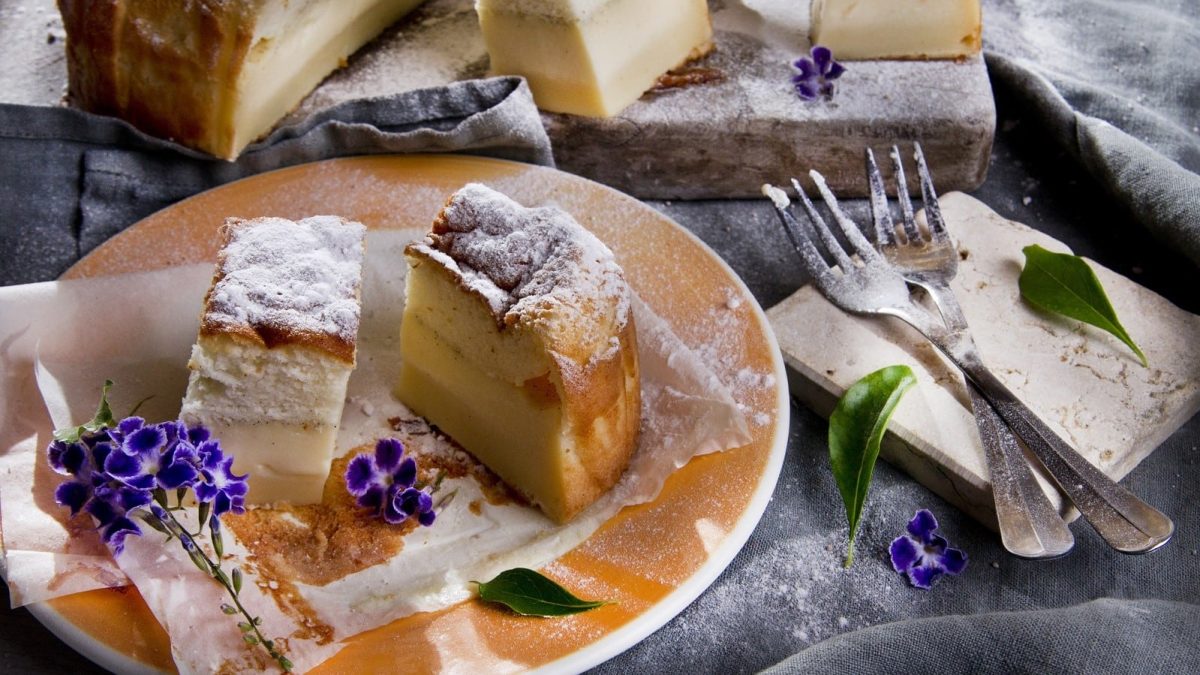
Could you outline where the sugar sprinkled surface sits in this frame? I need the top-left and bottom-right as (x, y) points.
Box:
(205, 216), (366, 344)
(414, 183), (630, 338)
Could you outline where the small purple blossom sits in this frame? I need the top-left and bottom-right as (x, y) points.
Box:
(48, 414), (248, 554)
(193, 440), (248, 516)
(792, 45), (846, 100)
(345, 438), (436, 527)
(890, 509), (967, 589)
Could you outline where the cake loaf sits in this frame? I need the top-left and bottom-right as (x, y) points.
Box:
(57, 0), (426, 159)
(810, 0), (982, 60)
(397, 184), (641, 523)
(180, 216), (366, 505)
(475, 0), (713, 116)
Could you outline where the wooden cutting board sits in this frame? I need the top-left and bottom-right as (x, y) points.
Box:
(0, 0), (995, 199)
(285, 0), (995, 199)
(766, 192), (1200, 529)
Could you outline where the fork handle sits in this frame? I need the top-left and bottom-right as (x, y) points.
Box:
(966, 382), (1074, 559)
(953, 358), (1174, 554)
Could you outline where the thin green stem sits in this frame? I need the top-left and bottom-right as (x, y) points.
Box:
(155, 509), (291, 671)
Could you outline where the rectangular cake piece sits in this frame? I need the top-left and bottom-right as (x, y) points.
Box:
(397, 184), (641, 523)
(58, 0), (427, 159)
(180, 216), (366, 505)
(810, 0), (982, 60)
(475, 0), (713, 116)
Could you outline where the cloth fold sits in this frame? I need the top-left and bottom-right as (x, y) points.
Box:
(984, 0), (1200, 266)
(763, 598), (1200, 675)
(0, 76), (552, 286)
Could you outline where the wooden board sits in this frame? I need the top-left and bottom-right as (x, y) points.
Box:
(766, 192), (1200, 529)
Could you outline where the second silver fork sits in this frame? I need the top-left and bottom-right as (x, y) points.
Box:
(766, 165), (1174, 555)
(867, 144), (1073, 559)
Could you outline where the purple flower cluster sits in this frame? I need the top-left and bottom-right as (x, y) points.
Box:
(48, 418), (248, 555)
(792, 45), (846, 100)
(889, 509), (967, 589)
(345, 438), (436, 527)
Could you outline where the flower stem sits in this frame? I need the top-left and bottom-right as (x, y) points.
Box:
(153, 508), (292, 671)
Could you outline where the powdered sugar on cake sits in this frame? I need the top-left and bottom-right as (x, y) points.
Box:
(413, 183), (631, 341)
(204, 216), (366, 345)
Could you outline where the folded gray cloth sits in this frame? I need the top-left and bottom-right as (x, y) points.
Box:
(763, 598), (1200, 675)
(985, 0), (1200, 266)
(0, 76), (552, 286)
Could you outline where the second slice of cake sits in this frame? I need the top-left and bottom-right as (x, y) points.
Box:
(180, 216), (366, 505)
(398, 184), (641, 523)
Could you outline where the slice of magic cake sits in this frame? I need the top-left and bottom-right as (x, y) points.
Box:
(398, 184), (641, 523)
(180, 216), (366, 505)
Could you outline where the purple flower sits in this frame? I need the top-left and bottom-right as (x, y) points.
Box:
(792, 45), (846, 100)
(345, 438), (436, 527)
(193, 439), (248, 517)
(890, 509), (967, 589)
(48, 410), (251, 553)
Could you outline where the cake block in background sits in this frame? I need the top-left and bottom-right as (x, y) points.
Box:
(811, 0), (982, 60)
(57, 0), (427, 158)
(476, 0), (713, 116)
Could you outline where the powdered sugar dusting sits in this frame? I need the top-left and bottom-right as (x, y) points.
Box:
(205, 216), (366, 343)
(414, 183), (631, 343)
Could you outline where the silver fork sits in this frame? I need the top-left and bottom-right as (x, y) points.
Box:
(764, 171), (1174, 554)
(867, 144), (1073, 559)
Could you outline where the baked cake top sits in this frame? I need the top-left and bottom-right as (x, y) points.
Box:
(408, 183), (631, 364)
(201, 215), (366, 362)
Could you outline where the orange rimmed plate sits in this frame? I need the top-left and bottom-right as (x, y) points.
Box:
(39, 155), (788, 673)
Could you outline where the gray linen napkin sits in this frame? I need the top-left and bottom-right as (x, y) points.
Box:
(984, 0), (1200, 267)
(0, 76), (552, 286)
(764, 598), (1200, 675)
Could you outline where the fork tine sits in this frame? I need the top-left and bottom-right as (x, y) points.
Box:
(914, 142), (949, 243)
(889, 146), (921, 244)
(865, 148), (897, 247)
(790, 176), (856, 273)
(808, 171), (882, 264)
(762, 184), (836, 286)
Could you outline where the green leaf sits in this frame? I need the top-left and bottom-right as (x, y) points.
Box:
(1019, 244), (1147, 366)
(829, 365), (917, 567)
(232, 567), (243, 594)
(53, 380), (116, 442)
(474, 568), (610, 617)
(220, 603), (238, 615)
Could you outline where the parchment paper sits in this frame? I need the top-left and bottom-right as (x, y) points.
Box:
(0, 230), (754, 671)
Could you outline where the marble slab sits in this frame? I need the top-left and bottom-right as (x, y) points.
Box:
(767, 192), (1200, 529)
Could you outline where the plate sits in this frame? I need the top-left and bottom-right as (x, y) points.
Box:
(38, 155), (789, 673)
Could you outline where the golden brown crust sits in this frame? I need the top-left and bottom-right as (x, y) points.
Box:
(407, 191), (641, 524)
(58, 0), (254, 159)
(199, 219), (358, 364)
(551, 314), (641, 522)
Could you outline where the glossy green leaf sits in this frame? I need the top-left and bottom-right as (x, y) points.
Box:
(53, 380), (116, 443)
(475, 568), (609, 617)
(829, 365), (917, 567)
(1019, 244), (1147, 366)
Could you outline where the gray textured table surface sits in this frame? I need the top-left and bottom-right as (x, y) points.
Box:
(2, 77), (1198, 673)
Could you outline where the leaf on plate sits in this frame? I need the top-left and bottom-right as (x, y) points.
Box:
(1019, 244), (1147, 366)
(474, 568), (610, 617)
(53, 379), (116, 443)
(829, 365), (917, 568)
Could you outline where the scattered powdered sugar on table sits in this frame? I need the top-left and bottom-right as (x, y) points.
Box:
(205, 216), (366, 343)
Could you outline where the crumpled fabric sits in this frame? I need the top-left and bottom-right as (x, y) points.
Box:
(984, 0), (1200, 267)
(0, 76), (552, 286)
